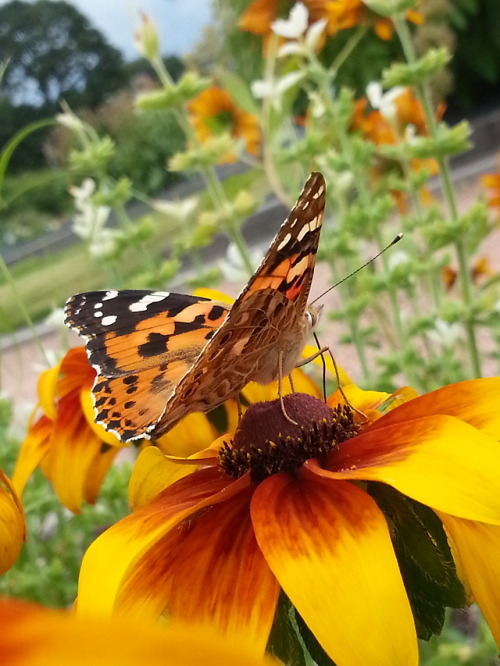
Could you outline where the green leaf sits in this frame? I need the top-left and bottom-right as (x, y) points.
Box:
(369, 484), (466, 641)
(266, 592), (308, 666)
(214, 67), (260, 116)
(0, 118), (54, 202)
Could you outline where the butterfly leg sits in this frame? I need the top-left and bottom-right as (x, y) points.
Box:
(236, 394), (244, 422)
(279, 351), (298, 425)
(288, 373), (296, 392)
(296, 347), (366, 420)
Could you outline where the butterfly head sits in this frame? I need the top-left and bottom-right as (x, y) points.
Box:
(305, 303), (323, 332)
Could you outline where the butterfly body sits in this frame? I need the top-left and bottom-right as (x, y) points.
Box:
(65, 172), (326, 442)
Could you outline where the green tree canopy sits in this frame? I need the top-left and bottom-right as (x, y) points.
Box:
(0, 0), (125, 108)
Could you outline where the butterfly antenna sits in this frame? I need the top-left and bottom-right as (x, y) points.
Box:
(309, 233), (403, 306)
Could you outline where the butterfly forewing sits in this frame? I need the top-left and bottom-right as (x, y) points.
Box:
(151, 172), (326, 438)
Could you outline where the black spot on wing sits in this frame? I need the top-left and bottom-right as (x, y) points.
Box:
(208, 305), (227, 321)
(138, 332), (169, 358)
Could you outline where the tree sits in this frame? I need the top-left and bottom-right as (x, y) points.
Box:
(0, 0), (125, 108)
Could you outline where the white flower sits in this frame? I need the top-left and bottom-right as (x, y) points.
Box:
(89, 228), (118, 260)
(44, 307), (66, 330)
(251, 71), (305, 108)
(151, 196), (199, 222)
(428, 319), (464, 349)
(272, 2), (308, 39)
(305, 18), (327, 51)
(366, 81), (404, 121)
(56, 110), (85, 135)
(404, 124), (418, 145)
(72, 203), (111, 241)
(69, 178), (95, 206)
(388, 250), (410, 271)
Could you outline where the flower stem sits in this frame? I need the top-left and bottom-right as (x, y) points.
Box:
(394, 15), (482, 377)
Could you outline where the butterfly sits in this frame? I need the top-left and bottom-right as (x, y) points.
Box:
(64, 171), (326, 442)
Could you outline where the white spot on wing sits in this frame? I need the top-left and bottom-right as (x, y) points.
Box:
(296, 224), (310, 241)
(103, 290), (118, 301)
(129, 291), (170, 313)
(94, 303), (103, 309)
(277, 233), (292, 252)
(94, 311), (103, 318)
(102, 315), (117, 326)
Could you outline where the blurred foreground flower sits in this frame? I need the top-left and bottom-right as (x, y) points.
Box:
(481, 155), (500, 212)
(0, 596), (281, 666)
(77, 372), (500, 665)
(188, 86), (260, 163)
(0, 470), (25, 574)
(12, 348), (124, 513)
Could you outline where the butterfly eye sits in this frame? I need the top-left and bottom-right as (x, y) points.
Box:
(306, 310), (316, 329)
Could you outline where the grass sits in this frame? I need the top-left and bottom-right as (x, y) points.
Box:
(0, 169), (266, 334)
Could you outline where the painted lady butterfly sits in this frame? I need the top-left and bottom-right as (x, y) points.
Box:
(65, 171), (326, 442)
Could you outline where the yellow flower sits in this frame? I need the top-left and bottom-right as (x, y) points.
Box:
(188, 86), (260, 163)
(0, 596), (281, 666)
(13, 347), (124, 513)
(77, 371), (500, 665)
(0, 470), (25, 574)
(481, 153), (500, 212)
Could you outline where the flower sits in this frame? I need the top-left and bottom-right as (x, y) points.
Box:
(133, 11), (160, 61)
(442, 257), (493, 291)
(0, 596), (281, 666)
(0, 470), (25, 574)
(239, 0), (422, 42)
(188, 87), (260, 163)
(481, 154), (500, 212)
(12, 347), (124, 513)
(77, 373), (500, 665)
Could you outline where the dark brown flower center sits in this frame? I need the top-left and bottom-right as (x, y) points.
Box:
(218, 393), (360, 483)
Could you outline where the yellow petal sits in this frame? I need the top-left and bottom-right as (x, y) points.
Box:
(370, 378), (500, 440)
(251, 469), (418, 666)
(439, 514), (500, 648)
(0, 471), (26, 574)
(116, 486), (278, 653)
(193, 288), (235, 305)
(321, 415), (500, 524)
(128, 447), (195, 510)
(37, 362), (62, 419)
(43, 391), (119, 513)
(0, 597), (282, 666)
(156, 410), (219, 457)
(12, 416), (52, 496)
(77, 468), (249, 617)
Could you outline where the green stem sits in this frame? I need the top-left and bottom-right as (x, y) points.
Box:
(152, 56), (254, 276)
(0, 254), (50, 366)
(394, 15), (482, 377)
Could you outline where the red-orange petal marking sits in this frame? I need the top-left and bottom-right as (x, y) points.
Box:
(117, 484), (278, 652)
(77, 468), (249, 617)
(251, 469), (418, 666)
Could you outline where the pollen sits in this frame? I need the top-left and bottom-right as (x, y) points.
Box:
(218, 393), (360, 483)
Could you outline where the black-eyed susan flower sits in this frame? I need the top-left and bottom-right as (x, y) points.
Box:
(76, 373), (500, 666)
(188, 86), (260, 163)
(0, 470), (25, 574)
(0, 596), (282, 666)
(13, 347), (124, 514)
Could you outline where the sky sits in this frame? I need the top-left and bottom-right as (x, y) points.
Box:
(3, 0), (214, 60)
